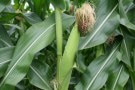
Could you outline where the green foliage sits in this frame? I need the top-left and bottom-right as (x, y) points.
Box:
(28, 60), (52, 90)
(0, 0), (135, 90)
(0, 0), (10, 12)
(58, 24), (80, 90)
(75, 36), (123, 90)
(50, 0), (66, 10)
(79, 0), (119, 50)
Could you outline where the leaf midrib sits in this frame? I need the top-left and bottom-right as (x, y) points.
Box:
(0, 38), (12, 47)
(0, 59), (51, 89)
(80, 4), (118, 49)
(86, 44), (119, 90)
(0, 23), (55, 86)
(30, 66), (51, 89)
(112, 66), (123, 90)
(0, 59), (11, 65)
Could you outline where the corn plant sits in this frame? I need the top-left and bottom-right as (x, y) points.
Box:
(0, 0), (135, 90)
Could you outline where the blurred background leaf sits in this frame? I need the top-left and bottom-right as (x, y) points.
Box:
(0, 0), (10, 12)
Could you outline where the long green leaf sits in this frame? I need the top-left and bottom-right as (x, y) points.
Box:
(51, 0), (66, 10)
(0, 24), (13, 47)
(79, 0), (119, 50)
(129, 71), (135, 90)
(106, 65), (129, 90)
(0, 49), (52, 90)
(33, 0), (45, 17)
(75, 38), (122, 90)
(28, 61), (52, 90)
(0, 12), (18, 23)
(0, 47), (14, 78)
(58, 24), (80, 90)
(62, 13), (75, 30)
(0, 15), (55, 89)
(127, 3), (135, 25)
(120, 27), (135, 68)
(0, 13), (75, 89)
(23, 12), (42, 25)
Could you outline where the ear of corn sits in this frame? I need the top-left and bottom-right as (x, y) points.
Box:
(76, 3), (95, 36)
(58, 23), (80, 90)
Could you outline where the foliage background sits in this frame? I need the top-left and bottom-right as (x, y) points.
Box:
(0, 0), (135, 90)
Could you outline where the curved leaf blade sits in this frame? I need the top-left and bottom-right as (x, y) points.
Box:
(0, 47), (14, 78)
(75, 38), (122, 90)
(23, 12), (42, 25)
(0, 15), (56, 89)
(50, 0), (66, 10)
(28, 61), (52, 90)
(120, 27), (135, 68)
(0, 13), (75, 89)
(0, 50), (52, 90)
(106, 65), (129, 90)
(0, 48), (52, 90)
(79, 0), (119, 50)
(0, 24), (13, 47)
(0, 0), (10, 12)
(119, 0), (135, 30)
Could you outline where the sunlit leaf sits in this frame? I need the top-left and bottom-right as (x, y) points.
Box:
(119, 0), (135, 30)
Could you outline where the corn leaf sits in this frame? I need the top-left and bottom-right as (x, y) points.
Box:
(0, 48), (52, 90)
(0, 24), (13, 47)
(75, 37), (122, 90)
(79, 0), (119, 50)
(0, 47), (14, 78)
(0, 13), (75, 89)
(28, 61), (52, 90)
(50, 0), (66, 10)
(0, 0), (10, 12)
(119, 0), (135, 30)
(106, 65), (129, 90)
(0, 15), (55, 89)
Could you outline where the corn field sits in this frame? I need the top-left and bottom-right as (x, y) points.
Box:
(0, 0), (135, 90)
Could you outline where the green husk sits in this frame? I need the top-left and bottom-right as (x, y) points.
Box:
(58, 23), (80, 90)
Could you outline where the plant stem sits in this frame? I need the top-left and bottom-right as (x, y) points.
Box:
(55, 8), (63, 85)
